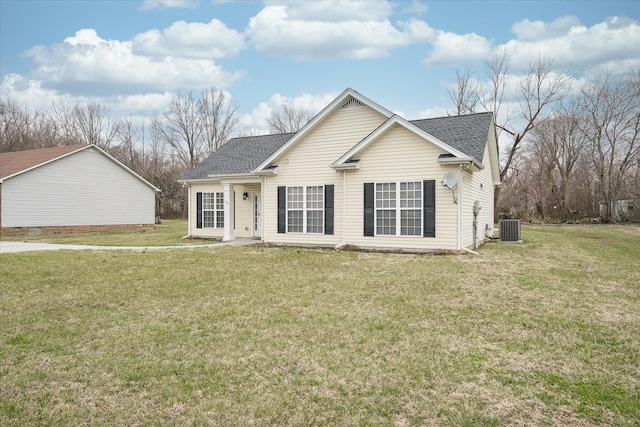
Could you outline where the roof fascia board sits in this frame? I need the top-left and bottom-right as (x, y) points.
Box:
(330, 160), (360, 171)
(437, 156), (483, 171)
(332, 115), (470, 167)
(217, 175), (262, 184)
(253, 88), (394, 172)
(0, 145), (90, 183)
(487, 117), (502, 185)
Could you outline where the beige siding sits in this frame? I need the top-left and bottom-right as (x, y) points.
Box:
(343, 124), (460, 250)
(460, 144), (496, 247)
(188, 182), (257, 238)
(2, 148), (155, 228)
(264, 106), (387, 246)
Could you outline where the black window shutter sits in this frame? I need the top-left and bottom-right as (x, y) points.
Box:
(423, 180), (436, 237)
(324, 185), (334, 235)
(363, 183), (374, 236)
(277, 186), (286, 233)
(196, 192), (203, 229)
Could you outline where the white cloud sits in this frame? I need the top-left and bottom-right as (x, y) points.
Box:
(400, 1), (428, 16)
(266, 0), (393, 21)
(1, 73), (175, 119)
(24, 29), (245, 96)
(423, 30), (492, 66)
(246, 2), (431, 60)
(240, 91), (339, 134)
(132, 19), (246, 59)
(501, 16), (640, 72)
(140, 0), (199, 11)
(511, 15), (581, 41)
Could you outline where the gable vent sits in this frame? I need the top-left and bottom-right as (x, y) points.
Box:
(340, 98), (365, 110)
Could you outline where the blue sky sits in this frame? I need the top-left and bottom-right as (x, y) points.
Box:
(1, 0), (639, 133)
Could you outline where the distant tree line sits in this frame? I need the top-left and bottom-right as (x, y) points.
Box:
(449, 54), (639, 223)
(2, 60), (638, 223)
(0, 87), (312, 219)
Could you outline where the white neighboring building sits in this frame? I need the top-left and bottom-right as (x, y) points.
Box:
(0, 144), (160, 234)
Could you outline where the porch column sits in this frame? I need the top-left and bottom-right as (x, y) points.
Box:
(223, 183), (235, 242)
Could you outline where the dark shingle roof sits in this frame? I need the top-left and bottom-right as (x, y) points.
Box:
(409, 112), (492, 162)
(182, 112), (493, 180)
(181, 133), (295, 180)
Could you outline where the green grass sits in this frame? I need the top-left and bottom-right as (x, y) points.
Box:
(1, 225), (638, 426)
(0, 219), (214, 246)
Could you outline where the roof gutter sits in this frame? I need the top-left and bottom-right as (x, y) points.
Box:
(437, 156), (483, 172)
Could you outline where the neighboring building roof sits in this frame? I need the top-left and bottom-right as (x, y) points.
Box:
(409, 112), (493, 162)
(181, 132), (295, 180)
(0, 144), (88, 180)
(0, 144), (160, 191)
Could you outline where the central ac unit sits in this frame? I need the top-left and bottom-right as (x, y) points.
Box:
(499, 219), (521, 241)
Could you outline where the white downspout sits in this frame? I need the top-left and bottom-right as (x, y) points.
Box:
(457, 165), (463, 251)
(262, 176), (267, 243)
(184, 184), (192, 239)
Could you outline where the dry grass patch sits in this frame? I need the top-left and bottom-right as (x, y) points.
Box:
(1, 224), (638, 426)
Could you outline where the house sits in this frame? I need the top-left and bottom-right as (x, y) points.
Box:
(599, 198), (637, 222)
(180, 88), (501, 252)
(0, 144), (160, 235)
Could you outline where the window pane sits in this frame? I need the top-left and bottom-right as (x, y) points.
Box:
(287, 210), (303, 233)
(306, 186), (324, 210)
(216, 211), (224, 229)
(203, 193), (215, 209)
(216, 193), (224, 209)
(401, 209), (421, 236)
(203, 211), (215, 228)
(376, 210), (396, 235)
(306, 210), (323, 233)
(287, 187), (304, 209)
(376, 182), (396, 209)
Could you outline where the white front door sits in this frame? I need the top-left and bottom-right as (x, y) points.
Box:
(253, 192), (261, 238)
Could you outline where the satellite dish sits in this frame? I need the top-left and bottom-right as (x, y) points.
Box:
(441, 171), (458, 190)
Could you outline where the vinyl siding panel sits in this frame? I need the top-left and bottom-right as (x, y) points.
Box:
(264, 106), (386, 246)
(343, 124), (460, 250)
(188, 182), (258, 238)
(461, 144), (496, 247)
(2, 148), (155, 227)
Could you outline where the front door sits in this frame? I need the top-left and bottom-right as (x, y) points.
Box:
(253, 192), (261, 238)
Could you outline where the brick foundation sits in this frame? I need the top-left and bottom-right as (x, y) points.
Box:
(1, 223), (155, 236)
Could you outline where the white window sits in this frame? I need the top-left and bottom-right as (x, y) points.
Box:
(287, 186), (324, 233)
(376, 181), (421, 236)
(203, 192), (224, 228)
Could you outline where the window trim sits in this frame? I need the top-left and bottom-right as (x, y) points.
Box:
(201, 192), (224, 229)
(286, 185), (325, 234)
(374, 181), (423, 237)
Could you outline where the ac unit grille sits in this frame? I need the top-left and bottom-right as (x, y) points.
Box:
(499, 219), (521, 241)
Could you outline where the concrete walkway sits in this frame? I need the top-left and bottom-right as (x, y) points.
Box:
(0, 238), (258, 254)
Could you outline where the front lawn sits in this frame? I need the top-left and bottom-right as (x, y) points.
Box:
(0, 225), (638, 426)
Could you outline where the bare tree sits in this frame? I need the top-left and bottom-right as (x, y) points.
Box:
(158, 92), (202, 169)
(528, 108), (588, 221)
(114, 116), (141, 170)
(449, 53), (573, 181)
(448, 69), (481, 115)
(73, 101), (119, 149)
(577, 70), (640, 222)
(268, 104), (314, 133)
(198, 87), (239, 153)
